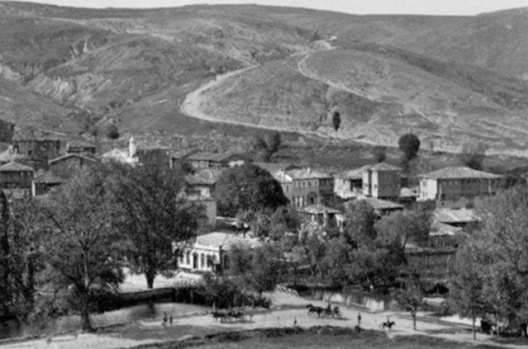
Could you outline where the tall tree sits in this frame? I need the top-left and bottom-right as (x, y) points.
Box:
(40, 166), (126, 332)
(396, 277), (424, 330)
(375, 210), (431, 249)
(468, 186), (528, 330)
(216, 163), (289, 217)
(0, 190), (9, 316)
(458, 142), (488, 170)
(332, 111), (341, 132)
(449, 243), (489, 340)
(110, 162), (203, 289)
(398, 133), (420, 160)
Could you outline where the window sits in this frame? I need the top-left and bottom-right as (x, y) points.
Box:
(200, 253), (205, 268)
(224, 255), (230, 269)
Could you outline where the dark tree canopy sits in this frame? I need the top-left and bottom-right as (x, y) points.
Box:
(332, 111), (341, 132)
(216, 163), (289, 217)
(458, 142), (487, 170)
(106, 125), (120, 140)
(398, 133), (420, 160)
(109, 161), (203, 289)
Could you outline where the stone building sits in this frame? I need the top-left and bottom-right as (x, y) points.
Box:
(177, 232), (261, 275)
(273, 167), (334, 209)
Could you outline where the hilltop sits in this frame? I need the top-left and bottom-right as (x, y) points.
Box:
(1, 2), (528, 156)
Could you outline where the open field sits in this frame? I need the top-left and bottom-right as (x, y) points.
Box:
(145, 328), (501, 349)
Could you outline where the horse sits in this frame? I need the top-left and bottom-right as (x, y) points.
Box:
(306, 304), (324, 317)
(212, 310), (231, 323)
(380, 320), (396, 330)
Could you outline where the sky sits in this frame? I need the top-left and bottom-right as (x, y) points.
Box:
(7, 0), (528, 16)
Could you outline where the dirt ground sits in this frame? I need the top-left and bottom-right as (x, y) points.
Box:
(3, 288), (528, 349)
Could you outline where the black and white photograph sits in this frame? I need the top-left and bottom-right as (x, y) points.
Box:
(1, 0), (528, 347)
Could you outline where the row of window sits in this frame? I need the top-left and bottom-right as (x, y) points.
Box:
(180, 251), (230, 270)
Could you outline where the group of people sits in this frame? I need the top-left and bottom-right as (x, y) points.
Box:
(162, 312), (173, 326)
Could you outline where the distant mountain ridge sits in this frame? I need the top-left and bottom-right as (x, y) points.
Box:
(1, 2), (528, 155)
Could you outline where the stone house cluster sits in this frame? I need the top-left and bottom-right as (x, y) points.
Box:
(0, 130), (100, 198)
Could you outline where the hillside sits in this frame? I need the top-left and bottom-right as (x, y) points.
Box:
(1, 2), (528, 156)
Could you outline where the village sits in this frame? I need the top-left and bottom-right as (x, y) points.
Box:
(1, 117), (522, 348)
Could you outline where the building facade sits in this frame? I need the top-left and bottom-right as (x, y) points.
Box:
(0, 162), (34, 189)
(418, 167), (503, 206)
(273, 168), (335, 209)
(362, 163), (401, 200)
(177, 232), (261, 275)
(186, 152), (245, 169)
(49, 153), (98, 179)
(31, 173), (63, 196)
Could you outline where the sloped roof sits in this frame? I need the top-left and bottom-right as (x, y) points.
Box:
(186, 152), (240, 163)
(196, 232), (262, 251)
(434, 208), (479, 224)
(337, 165), (371, 180)
(287, 168), (332, 180)
(67, 139), (96, 147)
(0, 162), (34, 172)
(361, 198), (404, 211)
(185, 168), (223, 186)
(419, 167), (502, 180)
(301, 204), (341, 215)
(49, 153), (98, 165)
(430, 222), (462, 237)
(32, 173), (63, 184)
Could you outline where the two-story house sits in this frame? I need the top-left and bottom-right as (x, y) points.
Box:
(273, 167), (334, 209)
(0, 162), (34, 189)
(362, 163), (401, 200)
(418, 167), (503, 207)
(49, 153), (98, 179)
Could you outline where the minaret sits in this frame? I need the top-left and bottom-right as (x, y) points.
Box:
(129, 136), (137, 158)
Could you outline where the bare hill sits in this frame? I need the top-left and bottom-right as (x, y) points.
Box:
(1, 2), (528, 155)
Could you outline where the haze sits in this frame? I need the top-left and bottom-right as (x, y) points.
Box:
(6, 0), (528, 15)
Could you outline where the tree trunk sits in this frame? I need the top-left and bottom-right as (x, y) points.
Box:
(472, 315), (476, 340)
(412, 313), (417, 330)
(146, 270), (156, 289)
(80, 294), (93, 333)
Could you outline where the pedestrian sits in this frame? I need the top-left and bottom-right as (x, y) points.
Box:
(293, 317), (298, 327)
(169, 315), (173, 325)
(163, 312), (168, 325)
(358, 312), (362, 327)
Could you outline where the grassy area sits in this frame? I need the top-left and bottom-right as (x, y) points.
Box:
(133, 327), (502, 349)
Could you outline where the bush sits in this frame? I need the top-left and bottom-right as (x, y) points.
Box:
(106, 125), (120, 140)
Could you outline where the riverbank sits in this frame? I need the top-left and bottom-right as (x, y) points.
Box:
(3, 287), (528, 349)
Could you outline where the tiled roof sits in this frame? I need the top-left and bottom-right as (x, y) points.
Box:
(49, 153), (98, 165)
(434, 208), (479, 224)
(66, 140), (96, 149)
(419, 167), (502, 180)
(32, 173), (63, 184)
(185, 168), (223, 185)
(0, 162), (34, 172)
(196, 232), (262, 251)
(337, 163), (400, 180)
(337, 165), (371, 180)
(360, 198), (404, 210)
(186, 152), (238, 162)
(301, 204), (341, 215)
(287, 168), (332, 180)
